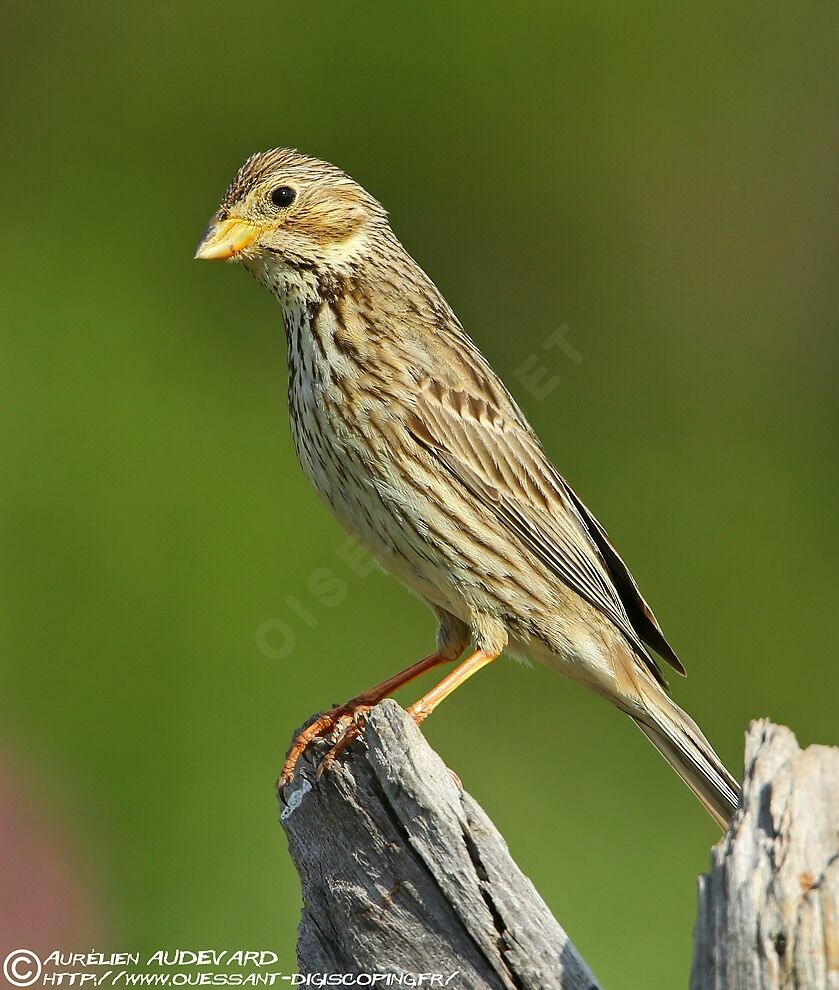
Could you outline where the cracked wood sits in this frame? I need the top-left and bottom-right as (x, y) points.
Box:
(691, 720), (839, 989)
(278, 706), (838, 988)
(279, 700), (601, 990)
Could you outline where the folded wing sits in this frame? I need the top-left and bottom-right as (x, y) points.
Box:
(406, 379), (684, 687)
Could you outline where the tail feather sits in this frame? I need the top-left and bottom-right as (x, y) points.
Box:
(633, 690), (740, 829)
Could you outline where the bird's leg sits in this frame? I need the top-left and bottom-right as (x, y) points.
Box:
(406, 648), (498, 724)
(280, 651), (453, 787)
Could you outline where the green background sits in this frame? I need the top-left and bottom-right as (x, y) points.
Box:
(2, 2), (837, 986)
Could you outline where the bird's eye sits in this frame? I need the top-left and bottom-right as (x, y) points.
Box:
(270, 186), (297, 208)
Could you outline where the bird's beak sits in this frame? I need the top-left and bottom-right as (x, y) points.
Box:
(194, 216), (261, 261)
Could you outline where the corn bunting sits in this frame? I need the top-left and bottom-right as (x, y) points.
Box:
(196, 149), (739, 827)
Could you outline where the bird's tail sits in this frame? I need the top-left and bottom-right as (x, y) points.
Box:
(632, 684), (740, 829)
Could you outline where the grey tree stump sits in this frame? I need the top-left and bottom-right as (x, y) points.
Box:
(691, 720), (839, 989)
(279, 700), (601, 989)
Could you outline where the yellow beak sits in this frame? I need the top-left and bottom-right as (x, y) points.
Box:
(194, 217), (261, 260)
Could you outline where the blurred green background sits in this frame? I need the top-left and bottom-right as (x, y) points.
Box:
(2, 2), (837, 986)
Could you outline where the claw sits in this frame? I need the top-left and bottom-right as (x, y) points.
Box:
(315, 705), (373, 779)
(280, 703), (374, 787)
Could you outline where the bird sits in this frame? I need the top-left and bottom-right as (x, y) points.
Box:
(195, 148), (740, 828)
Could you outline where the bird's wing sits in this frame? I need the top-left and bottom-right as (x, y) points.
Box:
(406, 379), (683, 684)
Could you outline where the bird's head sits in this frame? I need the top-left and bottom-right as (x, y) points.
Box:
(195, 149), (387, 287)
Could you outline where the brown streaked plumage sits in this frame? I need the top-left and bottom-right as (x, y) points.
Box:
(195, 148), (740, 828)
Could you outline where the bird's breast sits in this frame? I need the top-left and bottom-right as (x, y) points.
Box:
(282, 296), (500, 623)
(284, 302), (393, 533)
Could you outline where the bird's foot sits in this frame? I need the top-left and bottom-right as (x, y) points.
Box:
(314, 706), (376, 780)
(317, 703), (437, 778)
(405, 700), (432, 726)
(279, 702), (374, 789)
